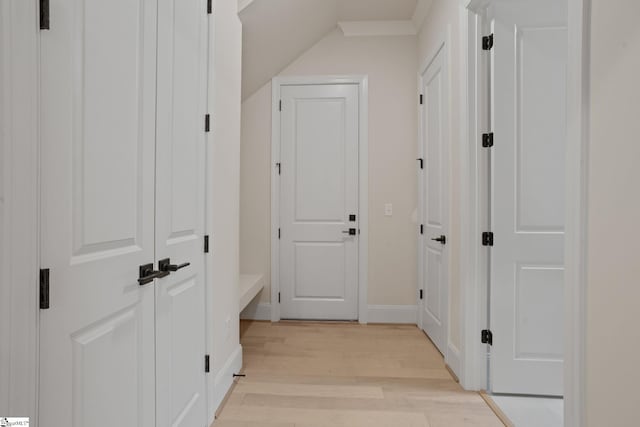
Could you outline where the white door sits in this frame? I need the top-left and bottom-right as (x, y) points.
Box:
(39, 0), (210, 424)
(419, 46), (450, 355)
(489, 0), (567, 395)
(39, 0), (158, 425)
(154, 0), (208, 425)
(279, 83), (359, 320)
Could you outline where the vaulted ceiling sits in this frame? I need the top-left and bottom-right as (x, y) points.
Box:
(239, 0), (427, 100)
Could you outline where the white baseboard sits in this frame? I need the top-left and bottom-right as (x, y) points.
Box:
(209, 344), (243, 424)
(240, 301), (271, 321)
(446, 343), (462, 382)
(367, 305), (418, 324)
(240, 302), (419, 325)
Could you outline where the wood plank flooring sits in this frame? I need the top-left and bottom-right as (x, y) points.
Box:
(214, 321), (504, 427)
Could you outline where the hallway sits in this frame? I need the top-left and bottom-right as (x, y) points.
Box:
(215, 322), (503, 426)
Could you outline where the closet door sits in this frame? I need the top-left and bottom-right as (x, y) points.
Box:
(154, 0), (209, 425)
(39, 0), (158, 425)
(489, 0), (567, 396)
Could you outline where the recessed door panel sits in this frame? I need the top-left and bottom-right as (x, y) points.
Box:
(515, 265), (564, 360)
(280, 83), (359, 320)
(515, 27), (567, 232)
(294, 99), (346, 223)
(425, 247), (442, 323)
(426, 72), (443, 227)
(294, 243), (346, 299)
(71, 307), (142, 427)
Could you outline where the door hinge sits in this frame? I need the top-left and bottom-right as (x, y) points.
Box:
(207, 0), (212, 14)
(279, 100), (282, 111)
(419, 94), (423, 105)
(482, 34), (494, 50)
(416, 158), (424, 169)
(278, 228), (281, 239)
(482, 133), (494, 148)
(420, 224), (424, 235)
(278, 292), (281, 303)
(481, 329), (493, 345)
(205, 114), (210, 132)
(205, 355), (210, 372)
(482, 232), (494, 247)
(204, 235), (210, 253)
(419, 289), (423, 300)
(40, 268), (50, 309)
(276, 162), (281, 175)
(40, 0), (50, 30)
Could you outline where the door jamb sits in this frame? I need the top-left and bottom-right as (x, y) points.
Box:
(270, 75), (369, 323)
(459, 0), (589, 425)
(0, 0), (40, 422)
(416, 29), (455, 371)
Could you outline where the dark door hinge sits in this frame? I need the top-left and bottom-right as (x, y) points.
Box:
(40, 268), (50, 309)
(205, 114), (210, 132)
(204, 235), (210, 253)
(482, 232), (494, 247)
(279, 100), (282, 111)
(416, 158), (424, 169)
(481, 329), (493, 345)
(278, 292), (281, 303)
(205, 355), (210, 372)
(207, 0), (212, 14)
(419, 94), (423, 105)
(419, 289), (423, 300)
(276, 162), (281, 175)
(40, 0), (50, 30)
(420, 224), (424, 235)
(482, 34), (494, 50)
(278, 228), (281, 240)
(482, 133), (494, 148)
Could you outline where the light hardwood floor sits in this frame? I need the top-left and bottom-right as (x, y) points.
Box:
(214, 321), (504, 427)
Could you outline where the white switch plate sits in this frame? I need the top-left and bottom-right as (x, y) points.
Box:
(384, 203), (393, 216)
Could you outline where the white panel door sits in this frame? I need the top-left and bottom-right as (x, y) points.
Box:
(155, 0), (208, 425)
(279, 84), (359, 320)
(39, 0), (158, 425)
(489, 0), (567, 395)
(420, 47), (450, 355)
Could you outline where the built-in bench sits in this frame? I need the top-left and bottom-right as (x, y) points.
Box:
(239, 274), (265, 311)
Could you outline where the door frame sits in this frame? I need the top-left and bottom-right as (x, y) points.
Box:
(270, 75), (369, 323)
(459, 0), (590, 425)
(0, 0), (40, 422)
(416, 31), (453, 366)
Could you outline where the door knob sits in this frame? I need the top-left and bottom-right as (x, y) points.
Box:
(342, 228), (357, 236)
(431, 235), (446, 245)
(138, 263), (169, 286)
(158, 258), (191, 272)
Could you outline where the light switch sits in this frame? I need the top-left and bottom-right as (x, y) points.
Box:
(384, 203), (393, 216)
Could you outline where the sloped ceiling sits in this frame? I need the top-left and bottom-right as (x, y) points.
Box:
(239, 0), (419, 100)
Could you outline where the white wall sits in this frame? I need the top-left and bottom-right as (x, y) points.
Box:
(240, 29), (419, 311)
(416, 0), (462, 350)
(586, 1), (640, 425)
(208, 0), (243, 418)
